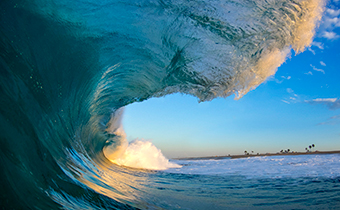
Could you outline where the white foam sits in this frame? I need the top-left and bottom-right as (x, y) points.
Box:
(102, 108), (181, 170)
(167, 154), (340, 179)
(110, 139), (181, 170)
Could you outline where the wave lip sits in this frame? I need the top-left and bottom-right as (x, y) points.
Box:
(157, 0), (325, 101)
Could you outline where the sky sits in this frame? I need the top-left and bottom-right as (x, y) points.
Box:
(123, 1), (340, 158)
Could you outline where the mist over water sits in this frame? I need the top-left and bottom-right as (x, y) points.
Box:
(0, 0), (334, 209)
(109, 139), (181, 170)
(102, 107), (181, 170)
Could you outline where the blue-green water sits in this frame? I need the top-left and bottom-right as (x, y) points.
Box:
(2, 0), (339, 209)
(161, 155), (340, 209)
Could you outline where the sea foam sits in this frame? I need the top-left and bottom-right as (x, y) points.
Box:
(103, 108), (180, 170)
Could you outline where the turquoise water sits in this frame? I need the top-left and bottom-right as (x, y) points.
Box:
(1, 0), (335, 209)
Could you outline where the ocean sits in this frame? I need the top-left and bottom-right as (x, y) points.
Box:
(1, 0), (338, 209)
(162, 154), (340, 209)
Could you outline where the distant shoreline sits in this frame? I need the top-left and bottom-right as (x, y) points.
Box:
(174, 150), (340, 160)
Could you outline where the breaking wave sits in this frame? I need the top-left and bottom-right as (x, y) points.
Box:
(0, 0), (325, 209)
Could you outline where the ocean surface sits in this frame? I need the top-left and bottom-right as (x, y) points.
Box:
(1, 0), (338, 209)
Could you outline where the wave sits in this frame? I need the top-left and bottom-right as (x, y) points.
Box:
(0, 0), (325, 209)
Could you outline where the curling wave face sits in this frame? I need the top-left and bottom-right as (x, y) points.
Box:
(0, 0), (325, 209)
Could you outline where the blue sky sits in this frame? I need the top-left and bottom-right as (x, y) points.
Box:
(123, 2), (340, 158)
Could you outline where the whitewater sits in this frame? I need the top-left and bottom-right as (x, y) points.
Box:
(1, 0), (339, 209)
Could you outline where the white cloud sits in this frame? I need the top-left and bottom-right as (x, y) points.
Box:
(317, 114), (340, 126)
(318, 121), (340, 125)
(305, 71), (313, 75)
(330, 114), (340, 119)
(313, 98), (337, 102)
(305, 98), (340, 110)
(281, 100), (290, 104)
(320, 61), (326, 66)
(323, 16), (340, 28)
(310, 64), (325, 74)
(317, 6), (340, 40)
(280, 75), (291, 80)
(308, 42), (324, 55)
(308, 47), (316, 55)
(321, 31), (340, 39)
(272, 75), (292, 84)
(286, 88), (294, 93)
(282, 88), (302, 104)
(312, 41), (324, 50)
(327, 9), (340, 17)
